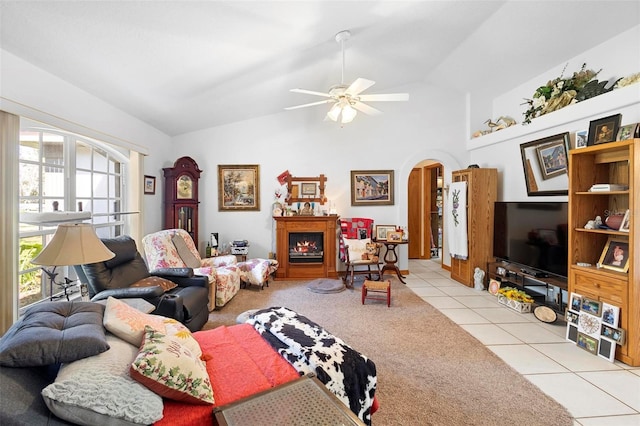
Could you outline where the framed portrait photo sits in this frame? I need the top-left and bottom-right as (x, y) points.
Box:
(569, 292), (582, 312)
(351, 170), (394, 206)
(587, 114), (621, 146)
(601, 302), (620, 328)
(576, 332), (599, 355)
(619, 209), (630, 232)
(144, 175), (156, 195)
(386, 231), (403, 242)
(616, 123), (638, 141)
(218, 164), (260, 211)
(375, 225), (396, 241)
(574, 129), (588, 149)
(598, 237), (630, 273)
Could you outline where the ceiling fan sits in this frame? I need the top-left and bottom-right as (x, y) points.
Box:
(284, 30), (409, 124)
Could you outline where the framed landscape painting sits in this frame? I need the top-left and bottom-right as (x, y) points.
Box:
(218, 164), (260, 211)
(351, 170), (394, 206)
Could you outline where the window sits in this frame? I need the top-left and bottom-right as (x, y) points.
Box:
(18, 123), (131, 310)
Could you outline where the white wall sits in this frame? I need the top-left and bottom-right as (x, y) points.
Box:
(0, 48), (173, 235)
(468, 24), (640, 202)
(171, 82), (469, 269)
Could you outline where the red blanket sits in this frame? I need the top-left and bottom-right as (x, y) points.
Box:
(155, 324), (300, 426)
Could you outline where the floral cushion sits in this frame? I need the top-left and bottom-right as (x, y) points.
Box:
(130, 326), (214, 405)
(103, 297), (197, 353)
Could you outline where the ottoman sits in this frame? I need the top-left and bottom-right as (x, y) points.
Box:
(238, 259), (279, 290)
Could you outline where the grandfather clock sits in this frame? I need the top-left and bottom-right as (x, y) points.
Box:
(163, 156), (202, 246)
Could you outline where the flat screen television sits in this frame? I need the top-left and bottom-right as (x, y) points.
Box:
(493, 202), (568, 279)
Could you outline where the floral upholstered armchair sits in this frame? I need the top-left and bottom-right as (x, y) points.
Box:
(142, 229), (240, 310)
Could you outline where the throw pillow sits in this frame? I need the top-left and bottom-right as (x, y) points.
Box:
(0, 301), (109, 367)
(344, 238), (371, 262)
(130, 326), (214, 405)
(41, 334), (163, 426)
(172, 234), (201, 269)
(103, 297), (198, 355)
(130, 276), (178, 292)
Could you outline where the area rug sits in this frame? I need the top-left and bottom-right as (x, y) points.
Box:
(306, 278), (346, 294)
(205, 279), (573, 425)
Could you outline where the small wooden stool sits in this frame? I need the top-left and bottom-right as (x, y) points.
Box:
(362, 279), (391, 307)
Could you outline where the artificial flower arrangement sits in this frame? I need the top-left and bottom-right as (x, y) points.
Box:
(497, 286), (534, 304)
(522, 63), (601, 124)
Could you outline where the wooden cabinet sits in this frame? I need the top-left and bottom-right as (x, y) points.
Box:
(163, 157), (202, 247)
(450, 168), (498, 286)
(568, 138), (638, 366)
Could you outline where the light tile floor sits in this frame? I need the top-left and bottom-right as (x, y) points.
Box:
(405, 259), (640, 426)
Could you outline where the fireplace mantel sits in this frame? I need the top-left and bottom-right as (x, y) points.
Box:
(274, 215), (339, 279)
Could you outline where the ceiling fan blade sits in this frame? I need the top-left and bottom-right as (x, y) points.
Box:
(358, 93), (410, 102)
(352, 101), (382, 116)
(345, 78), (376, 96)
(290, 88), (332, 98)
(284, 99), (334, 111)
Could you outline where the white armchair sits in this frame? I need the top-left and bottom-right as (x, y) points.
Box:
(142, 229), (240, 310)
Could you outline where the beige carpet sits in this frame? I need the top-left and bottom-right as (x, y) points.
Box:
(204, 278), (573, 426)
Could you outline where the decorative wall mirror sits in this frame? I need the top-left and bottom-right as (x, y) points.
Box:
(286, 174), (327, 205)
(519, 132), (570, 196)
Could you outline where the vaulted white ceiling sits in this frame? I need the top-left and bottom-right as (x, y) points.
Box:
(1, 1), (638, 136)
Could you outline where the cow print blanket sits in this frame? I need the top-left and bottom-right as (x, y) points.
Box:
(247, 306), (377, 425)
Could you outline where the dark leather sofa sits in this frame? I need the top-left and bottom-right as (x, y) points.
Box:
(74, 235), (209, 332)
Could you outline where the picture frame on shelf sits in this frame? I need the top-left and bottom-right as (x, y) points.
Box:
(301, 182), (317, 196)
(616, 123), (638, 141)
(601, 303), (620, 328)
(375, 225), (396, 241)
(519, 132), (570, 196)
(535, 140), (568, 180)
(598, 237), (630, 273)
(144, 175), (156, 195)
(350, 170), (394, 206)
(386, 231), (403, 242)
(218, 164), (260, 211)
(576, 332), (599, 355)
(597, 337), (616, 362)
(587, 114), (621, 146)
(619, 209), (630, 232)
(574, 129), (588, 149)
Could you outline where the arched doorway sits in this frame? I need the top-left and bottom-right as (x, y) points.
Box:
(408, 160), (443, 260)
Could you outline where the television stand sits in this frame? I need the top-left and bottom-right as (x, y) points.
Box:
(519, 268), (548, 278)
(487, 260), (567, 315)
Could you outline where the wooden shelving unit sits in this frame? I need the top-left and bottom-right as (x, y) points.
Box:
(568, 138), (638, 366)
(450, 168), (497, 287)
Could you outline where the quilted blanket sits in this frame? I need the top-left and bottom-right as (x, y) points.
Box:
(248, 306), (377, 425)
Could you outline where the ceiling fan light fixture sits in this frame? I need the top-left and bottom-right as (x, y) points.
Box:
(341, 104), (357, 123)
(326, 103), (341, 121)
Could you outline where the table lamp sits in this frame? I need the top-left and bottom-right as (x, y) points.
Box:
(32, 223), (115, 300)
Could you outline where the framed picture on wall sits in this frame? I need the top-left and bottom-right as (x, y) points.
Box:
(144, 175), (156, 195)
(351, 170), (394, 206)
(218, 164), (260, 211)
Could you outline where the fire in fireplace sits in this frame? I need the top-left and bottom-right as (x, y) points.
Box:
(289, 232), (324, 264)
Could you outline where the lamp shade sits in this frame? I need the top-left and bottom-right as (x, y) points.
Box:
(32, 223), (115, 266)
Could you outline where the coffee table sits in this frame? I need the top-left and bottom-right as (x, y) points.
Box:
(213, 374), (365, 426)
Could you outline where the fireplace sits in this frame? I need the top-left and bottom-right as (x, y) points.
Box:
(274, 215), (338, 279)
(289, 232), (324, 264)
